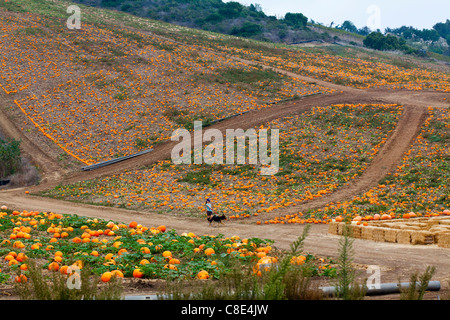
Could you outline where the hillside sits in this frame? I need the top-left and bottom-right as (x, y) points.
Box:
(70, 0), (450, 62)
(0, 0), (449, 301)
(70, 0), (342, 44)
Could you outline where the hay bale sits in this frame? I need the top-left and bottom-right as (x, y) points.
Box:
(430, 226), (448, 235)
(426, 219), (441, 228)
(337, 222), (344, 235)
(437, 233), (450, 248)
(398, 223), (420, 230)
(370, 221), (383, 227)
(405, 225), (421, 231)
(372, 227), (386, 242)
(411, 230), (434, 245)
(384, 228), (398, 243)
(328, 222), (339, 235)
(384, 223), (401, 229)
(361, 226), (375, 241)
(397, 230), (412, 244)
(406, 222), (427, 229)
(348, 224), (362, 239)
(431, 216), (449, 222)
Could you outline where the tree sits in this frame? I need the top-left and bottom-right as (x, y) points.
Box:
(339, 20), (358, 34)
(249, 3), (263, 13)
(363, 31), (386, 50)
(230, 22), (263, 37)
(218, 1), (243, 18)
(419, 29), (440, 42)
(101, 0), (123, 7)
(433, 19), (450, 38)
(0, 138), (21, 179)
(283, 12), (308, 29)
(363, 32), (416, 54)
(357, 26), (371, 36)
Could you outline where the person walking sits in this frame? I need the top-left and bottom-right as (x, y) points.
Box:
(205, 198), (213, 218)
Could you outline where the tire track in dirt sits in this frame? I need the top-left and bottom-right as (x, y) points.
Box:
(24, 90), (354, 191)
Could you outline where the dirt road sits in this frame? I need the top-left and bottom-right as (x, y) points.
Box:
(0, 188), (449, 285)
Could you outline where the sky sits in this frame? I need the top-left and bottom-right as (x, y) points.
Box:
(226, 0), (450, 31)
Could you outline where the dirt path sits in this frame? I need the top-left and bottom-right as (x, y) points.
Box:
(0, 188), (448, 285)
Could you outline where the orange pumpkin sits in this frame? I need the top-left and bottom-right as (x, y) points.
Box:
(129, 221), (138, 228)
(48, 262), (59, 271)
(101, 272), (113, 283)
(133, 268), (144, 278)
(197, 270), (209, 280)
(15, 274), (27, 283)
(112, 270), (124, 278)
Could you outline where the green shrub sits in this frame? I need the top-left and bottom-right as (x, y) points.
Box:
(160, 225), (325, 300)
(400, 266), (436, 300)
(333, 226), (367, 300)
(0, 138), (21, 179)
(14, 260), (123, 300)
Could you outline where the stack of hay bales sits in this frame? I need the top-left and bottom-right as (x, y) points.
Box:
(431, 218), (450, 248)
(328, 216), (450, 248)
(437, 233), (450, 248)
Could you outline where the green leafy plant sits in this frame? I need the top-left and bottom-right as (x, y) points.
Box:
(159, 225), (331, 300)
(333, 225), (367, 300)
(14, 260), (123, 300)
(0, 138), (21, 179)
(400, 266), (436, 300)
(0, 272), (10, 284)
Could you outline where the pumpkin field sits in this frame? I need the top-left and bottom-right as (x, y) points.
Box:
(0, 206), (337, 296)
(0, 0), (449, 301)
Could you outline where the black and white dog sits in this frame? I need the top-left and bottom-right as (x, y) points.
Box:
(207, 214), (227, 226)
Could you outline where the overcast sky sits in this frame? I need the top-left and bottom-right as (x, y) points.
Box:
(227, 0), (449, 31)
